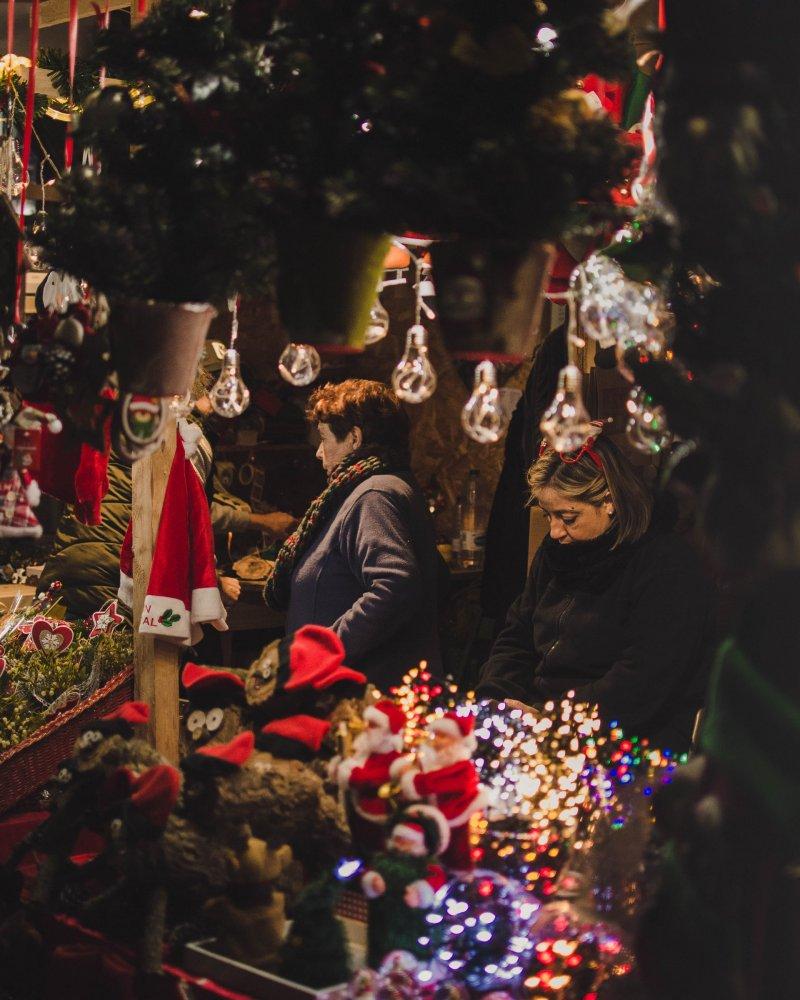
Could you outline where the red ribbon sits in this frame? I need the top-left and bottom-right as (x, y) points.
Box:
(64, 0), (79, 170)
(137, 0), (148, 17)
(6, 0), (14, 61)
(13, 0), (40, 323)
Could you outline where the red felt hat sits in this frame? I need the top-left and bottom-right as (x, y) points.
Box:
(259, 714), (331, 753)
(284, 625), (366, 692)
(102, 701), (150, 726)
(195, 730), (255, 769)
(181, 662), (245, 695)
(364, 700), (407, 735)
(129, 765), (181, 829)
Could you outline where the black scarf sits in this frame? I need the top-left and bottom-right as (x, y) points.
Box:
(541, 526), (633, 591)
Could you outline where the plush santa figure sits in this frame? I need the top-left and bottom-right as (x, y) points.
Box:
(329, 700), (408, 856)
(397, 711), (486, 871)
(360, 804), (449, 968)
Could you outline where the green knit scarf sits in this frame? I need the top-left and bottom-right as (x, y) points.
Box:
(264, 452), (388, 611)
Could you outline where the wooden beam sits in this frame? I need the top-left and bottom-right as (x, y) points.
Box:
(39, 0), (130, 29)
(132, 419), (180, 764)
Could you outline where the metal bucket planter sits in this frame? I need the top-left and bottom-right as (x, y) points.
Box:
(430, 239), (556, 362)
(109, 298), (217, 396)
(276, 219), (391, 350)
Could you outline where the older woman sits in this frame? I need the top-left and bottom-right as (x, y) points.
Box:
(477, 434), (715, 751)
(265, 379), (442, 688)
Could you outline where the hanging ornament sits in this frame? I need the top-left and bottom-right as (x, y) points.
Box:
(117, 394), (168, 462)
(426, 870), (537, 994)
(392, 324), (437, 403)
(278, 342), (322, 387)
(27, 163), (49, 268)
(0, 136), (26, 198)
(393, 258), (437, 403)
(210, 297), (250, 417)
(462, 360), (507, 444)
(540, 366), (594, 454)
(169, 392), (193, 420)
(364, 295), (390, 346)
(570, 256), (624, 348)
(625, 386), (672, 454)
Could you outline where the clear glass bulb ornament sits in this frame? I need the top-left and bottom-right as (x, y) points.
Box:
(540, 364), (594, 453)
(278, 342), (321, 386)
(461, 360), (507, 444)
(26, 209), (48, 268)
(169, 392), (193, 419)
(392, 324), (437, 403)
(210, 349), (250, 418)
(364, 296), (389, 346)
(625, 386), (671, 454)
(570, 256), (624, 348)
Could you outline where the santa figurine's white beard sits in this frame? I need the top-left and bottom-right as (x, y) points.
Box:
(418, 740), (471, 771)
(353, 728), (399, 758)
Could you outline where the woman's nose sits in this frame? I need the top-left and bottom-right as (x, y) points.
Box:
(549, 520), (567, 541)
(315, 443), (324, 461)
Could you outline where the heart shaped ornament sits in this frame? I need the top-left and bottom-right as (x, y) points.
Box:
(30, 617), (75, 655)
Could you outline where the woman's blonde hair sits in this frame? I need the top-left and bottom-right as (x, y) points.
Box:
(528, 436), (653, 546)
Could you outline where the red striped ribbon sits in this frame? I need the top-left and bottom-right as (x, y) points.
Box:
(14, 0), (40, 323)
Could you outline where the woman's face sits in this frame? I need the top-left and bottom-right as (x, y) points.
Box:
(538, 486), (613, 545)
(316, 422), (360, 475)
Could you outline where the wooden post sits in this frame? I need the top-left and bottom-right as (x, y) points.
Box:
(132, 420), (180, 763)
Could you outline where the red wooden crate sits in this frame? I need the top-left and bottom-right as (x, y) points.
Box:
(0, 665), (134, 816)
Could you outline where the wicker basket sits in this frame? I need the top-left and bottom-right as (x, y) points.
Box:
(0, 666), (134, 817)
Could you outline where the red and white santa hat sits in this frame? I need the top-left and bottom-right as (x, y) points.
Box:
(363, 700), (406, 748)
(427, 710), (477, 754)
(118, 425), (227, 645)
(391, 804), (450, 856)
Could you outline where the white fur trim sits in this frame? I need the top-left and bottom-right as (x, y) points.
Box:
(0, 524), (42, 538)
(389, 753), (414, 781)
(118, 571), (133, 609)
(444, 785), (489, 829)
(190, 586), (228, 632)
(25, 481), (41, 507)
(361, 870), (385, 900)
(139, 595), (191, 642)
(334, 755), (360, 789)
(403, 803), (451, 855)
(363, 704), (390, 730)
(406, 879), (435, 909)
(178, 419), (203, 459)
(399, 768), (422, 802)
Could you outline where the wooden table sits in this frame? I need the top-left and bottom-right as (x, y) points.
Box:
(219, 579), (285, 667)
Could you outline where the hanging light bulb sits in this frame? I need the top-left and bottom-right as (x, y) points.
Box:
(462, 361), (507, 444)
(26, 165), (49, 268)
(392, 324), (437, 403)
(169, 391), (193, 419)
(0, 136), (26, 198)
(625, 386), (671, 454)
(278, 342), (322, 386)
(392, 257), (437, 403)
(364, 295), (389, 346)
(210, 297), (250, 417)
(540, 365), (594, 453)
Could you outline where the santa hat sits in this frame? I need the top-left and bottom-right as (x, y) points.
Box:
(284, 625), (366, 692)
(81, 700), (150, 739)
(181, 662), (245, 707)
(363, 700), (406, 751)
(183, 730), (255, 778)
(428, 711), (477, 754)
(257, 715), (331, 761)
(128, 765), (181, 830)
(391, 804), (450, 856)
(117, 424), (227, 645)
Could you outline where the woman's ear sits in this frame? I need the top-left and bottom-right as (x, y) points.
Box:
(350, 426), (364, 451)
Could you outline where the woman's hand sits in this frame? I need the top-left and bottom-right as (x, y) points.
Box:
(219, 576), (241, 605)
(250, 511), (299, 540)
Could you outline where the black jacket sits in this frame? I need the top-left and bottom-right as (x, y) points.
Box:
(477, 524), (715, 751)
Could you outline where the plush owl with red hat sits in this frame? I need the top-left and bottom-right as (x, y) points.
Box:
(72, 700), (161, 777)
(396, 710), (487, 871)
(179, 662), (246, 758)
(360, 804), (450, 968)
(328, 700), (409, 856)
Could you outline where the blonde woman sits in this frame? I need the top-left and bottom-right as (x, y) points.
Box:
(477, 434), (714, 751)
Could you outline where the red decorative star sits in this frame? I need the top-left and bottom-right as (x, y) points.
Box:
(89, 600), (124, 639)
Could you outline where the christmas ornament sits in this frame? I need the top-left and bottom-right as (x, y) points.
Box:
(54, 315), (85, 349)
(88, 599), (124, 639)
(426, 870), (537, 994)
(39, 271), (82, 315)
(625, 386), (672, 454)
(364, 296), (390, 346)
(278, 342), (322, 387)
(0, 135), (26, 198)
(118, 394), (168, 462)
(461, 361), (507, 444)
(210, 297), (250, 418)
(392, 324), (437, 403)
(540, 366), (594, 454)
(30, 617), (75, 655)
